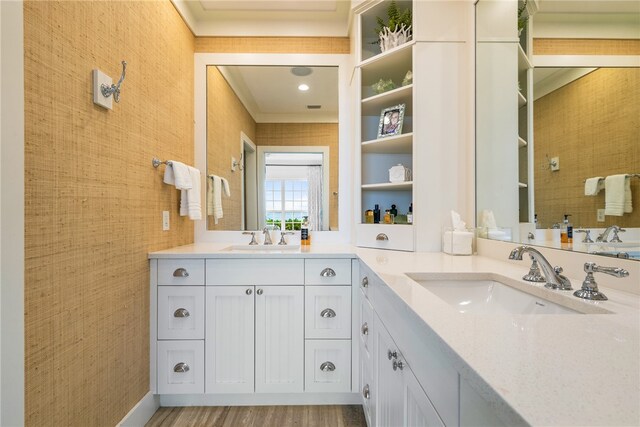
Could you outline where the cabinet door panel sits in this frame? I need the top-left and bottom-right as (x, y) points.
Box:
(255, 286), (304, 393)
(158, 286), (205, 340)
(157, 340), (204, 394)
(404, 365), (445, 427)
(305, 286), (352, 339)
(205, 286), (255, 393)
(374, 315), (404, 427)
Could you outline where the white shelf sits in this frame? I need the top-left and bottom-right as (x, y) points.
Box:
(518, 136), (527, 148)
(518, 182), (528, 188)
(359, 40), (414, 74)
(518, 91), (527, 108)
(362, 133), (413, 154)
(362, 181), (413, 191)
(362, 85), (413, 116)
(518, 45), (532, 72)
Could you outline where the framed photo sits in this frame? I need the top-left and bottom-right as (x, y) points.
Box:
(377, 103), (405, 138)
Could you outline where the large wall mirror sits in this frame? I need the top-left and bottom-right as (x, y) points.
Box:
(476, 0), (640, 260)
(194, 54), (351, 242)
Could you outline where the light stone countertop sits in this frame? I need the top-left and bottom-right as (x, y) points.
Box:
(149, 243), (640, 426)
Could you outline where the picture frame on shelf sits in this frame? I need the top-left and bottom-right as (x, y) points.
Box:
(377, 103), (405, 139)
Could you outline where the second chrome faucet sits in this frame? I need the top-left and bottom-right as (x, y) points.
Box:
(509, 246), (573, 290)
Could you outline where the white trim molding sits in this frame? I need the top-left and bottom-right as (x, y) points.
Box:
(116, 392), (160, 427)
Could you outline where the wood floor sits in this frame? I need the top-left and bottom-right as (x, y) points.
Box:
(145, 405), (367, 427)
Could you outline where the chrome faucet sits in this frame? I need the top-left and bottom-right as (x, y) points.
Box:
(508, 246), (572, 290)
(262, 227), (273, 245)
(574, 262), (629, 301)
(596, 225), (626, 243)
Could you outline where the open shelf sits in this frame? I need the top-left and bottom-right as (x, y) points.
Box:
(359, 40), (414, 73)
(362, 85), (413, 116)
(518, 182), (528, 188)
(518, 136), (527, 148)
(518, 45), (532, 71)
(518, 91), (527, 108)
(362, 181), (413, 191)
(362, 133), (413, 154)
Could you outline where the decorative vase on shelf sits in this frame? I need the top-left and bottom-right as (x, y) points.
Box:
(378, 24), (412, 53)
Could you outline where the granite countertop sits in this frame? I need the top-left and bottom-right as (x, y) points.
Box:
(149, 243), (640, 425)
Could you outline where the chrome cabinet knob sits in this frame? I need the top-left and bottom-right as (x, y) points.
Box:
(361, 277), (369, 288)
(256, 289), (263, 295)
(362, 384), (370, 399)
(320, 308), (336, 318)
(320, 268), (336, 277)
(361, 322), (369, 336)
(376, 233), (389, 241)
(387, 350), (398, 360)
(173, 268), (189, 277)
(173, 308), (190, 318)
(393, 360), (404, 371)
(320, 361), (336, 372)
(246, 289), (253, 295)
(173, 362), (190, 373)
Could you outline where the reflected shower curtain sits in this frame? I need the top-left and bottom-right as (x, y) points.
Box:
(307, 165), (323, 231)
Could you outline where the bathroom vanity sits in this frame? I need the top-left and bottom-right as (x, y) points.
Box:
(149, 243), (640, 426)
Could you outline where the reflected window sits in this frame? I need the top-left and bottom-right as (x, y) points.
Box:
(265, 177), (309, 230)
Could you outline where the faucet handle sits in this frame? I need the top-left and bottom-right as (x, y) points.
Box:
(610, 228), (626, 243)
(522, 256), (545, 283)
(574, 262), (629, 301)
(574, 229), (594, 243)
(242, 231), (258, 245)
(278, 231), (295, 245)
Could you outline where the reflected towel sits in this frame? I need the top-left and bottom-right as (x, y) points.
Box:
(604, 174), (631, 216)
(584, 177), (604, 196)
(179, 166), (201, 220)
(207, 175), (224, 224)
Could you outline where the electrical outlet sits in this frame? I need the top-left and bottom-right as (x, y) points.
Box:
(550, 157), (560, 171)
(597, 209), (605, 222)
(162, 211), (170, 231)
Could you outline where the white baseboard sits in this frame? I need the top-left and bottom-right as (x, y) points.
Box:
(117, 391), (160, 427)
(159, 392), (361, 407)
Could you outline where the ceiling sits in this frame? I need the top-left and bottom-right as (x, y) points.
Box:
(217, 65), (339, 123)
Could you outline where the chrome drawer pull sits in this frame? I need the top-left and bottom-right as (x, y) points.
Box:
(256, 288), (263, 295)
(320, 268), (336, 277)
(361, 322), (368, 335)
(387, 350), (398, 360)
(320, 361), (336, 372)
(376, 233), (389, 241)
(173, 362), (190, 373)
(361, 277), (369, 288)
(320, 308), (336, 318)
(393, 360), (405, 371)
(246, 289), (253, 295)
(173, 268), (189, 277)
(173, 308), (190, 318)
(363, 384), (370, 399)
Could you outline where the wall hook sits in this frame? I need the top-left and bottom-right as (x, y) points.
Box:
(101, 60), (127, 103)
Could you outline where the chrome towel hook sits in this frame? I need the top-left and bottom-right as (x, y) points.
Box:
(101, 60), (127, 103)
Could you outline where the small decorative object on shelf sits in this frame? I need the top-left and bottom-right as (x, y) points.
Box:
(377, 103), (405, 138)
(401, 70), (413, 86)
(374, 0), (412, 53)
(518, 0), (529, 37)
(389, 163), (411, 183)
(372, 78), (397, 94)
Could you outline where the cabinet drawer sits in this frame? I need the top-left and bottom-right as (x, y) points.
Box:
(305, 286), (352, 339)
(206, 259), (304, 285)
(356, 224), (414, 252)
(304, 340), (351, 393)
(304, 259), (352, 285)
(158, 286), (205, 340)
(158, 259), (205, 286)
(359, 291), (374, 361)
(360, 355), (375, 427)
(157, 340), (204, 394)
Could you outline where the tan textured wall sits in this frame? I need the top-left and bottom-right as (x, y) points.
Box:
(195, 37), (350, 54)
(533, 38), (640, 55)
(256, 123), (339, 231)
(206, 67), (256, 230)
(534, 68), (640, 228)
(24, 1), (195, 426)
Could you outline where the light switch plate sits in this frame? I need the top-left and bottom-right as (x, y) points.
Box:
(597, 209), (605, 222)
(92, 69), (113, 110)
(162, 211), (170, 231)
(550, 157), (560, 171)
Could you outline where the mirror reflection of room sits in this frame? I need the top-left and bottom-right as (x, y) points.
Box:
(206, 65), (339, 231)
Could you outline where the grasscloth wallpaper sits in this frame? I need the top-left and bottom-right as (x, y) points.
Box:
(533, 38), (640, 56)
(24, 1), (194, 425)
(534, 68), (639, 228)
(196, 37), (350, 54)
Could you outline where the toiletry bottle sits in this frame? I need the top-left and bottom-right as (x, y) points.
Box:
(534, 213), (539, 229)
(301, 216), (310, 246)
(560, 214), (572, 243)
(365, 210), (374, 224)
(566, 214), (573, 243)
(407, 203), (413, 224)
(384, 210), (391, 224)
(373, 204), (381, 224)
(390, 204), (397, 217)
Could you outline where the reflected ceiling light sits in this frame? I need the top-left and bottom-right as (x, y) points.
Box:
(291, 67), (313, 76)
(298, 84), (310, 91)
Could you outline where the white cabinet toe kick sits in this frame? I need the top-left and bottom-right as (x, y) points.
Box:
(150, 257), (360, 405)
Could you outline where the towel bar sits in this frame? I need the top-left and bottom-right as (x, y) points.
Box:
(583, 173), (639, 183)
(152, 157), (173, 168)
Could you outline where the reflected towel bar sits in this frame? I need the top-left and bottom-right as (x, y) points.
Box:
(583, 174), (639, 183)
(152, 158), (173, 168)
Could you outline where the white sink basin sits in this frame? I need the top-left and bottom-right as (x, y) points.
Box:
(411, 278), (580, 315)
(225, 244), (300, 251)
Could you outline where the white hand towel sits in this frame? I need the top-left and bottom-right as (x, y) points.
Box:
(207, 175), (224, 224)
(604, 174), (628, 216)
(624, 175), (633, 213)
(584, 177), (604, 196)
(163, 161), (193, 190)
(179, 166), (201, 220)
(221, 177), (231, 197)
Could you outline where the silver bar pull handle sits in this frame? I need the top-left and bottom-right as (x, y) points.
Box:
(173, 308), (190, 318)
(376, 233), (389, 241)
(320, 308), (336, 318)
(173, 362), (190, 373)
(320, 268), (336, 277)
(173, 268), (189, 278)
(320, 361), (336, 372)
(393, 360), (405, 371)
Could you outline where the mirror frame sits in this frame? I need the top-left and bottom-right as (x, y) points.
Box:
(194, 53), (352, 243)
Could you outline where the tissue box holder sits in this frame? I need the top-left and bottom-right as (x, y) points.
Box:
(442, 227), (476, 255)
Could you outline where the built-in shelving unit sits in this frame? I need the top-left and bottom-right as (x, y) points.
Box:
(362, 132), (413, 154)
(362, 181), (413, 191)
(518, 4), (534, 223)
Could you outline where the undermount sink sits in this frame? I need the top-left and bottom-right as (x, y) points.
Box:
(225, 244), (301, 251)
(408, 276), (581, 315)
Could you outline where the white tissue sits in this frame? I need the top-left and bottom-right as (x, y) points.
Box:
(479, 209), (497, 229)
(451, 210), (466, 231)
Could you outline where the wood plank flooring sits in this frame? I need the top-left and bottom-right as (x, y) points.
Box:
(145, 405), (367, 427)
